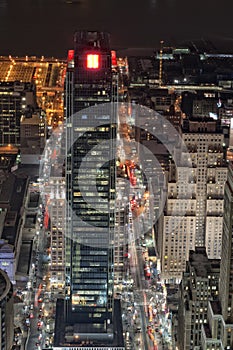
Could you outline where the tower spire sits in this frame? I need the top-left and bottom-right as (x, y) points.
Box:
(159, 40), (164, 87)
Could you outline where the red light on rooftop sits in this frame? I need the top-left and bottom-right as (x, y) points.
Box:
(86, 54), (100, 69)
(67, 49), (74, 62)
(111, 50), (117, 66)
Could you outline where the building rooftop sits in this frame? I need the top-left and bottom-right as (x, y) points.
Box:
(16, 240), (32, 276)
(0, 173), (15, 204)
(0, 173), (28, 246)
(24, 214), (37, 228)
(210, 300), (222, 315)
(14, 164), (39, 179)
(189, 248), (220, 278)
(0, 210), (7, 237)
(54, 298), (124, 348)
(21, 113), (44, 125)
(0, 57), (65, 89)
(148, 246), (156, 257)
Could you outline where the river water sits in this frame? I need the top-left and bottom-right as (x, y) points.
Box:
(0, 0), (233, 57)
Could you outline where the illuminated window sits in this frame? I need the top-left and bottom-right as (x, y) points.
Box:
(86, 54), (100, 69)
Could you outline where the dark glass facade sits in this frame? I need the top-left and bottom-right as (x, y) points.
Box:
(0, 83), (22, 146)
(65, 31), (117, 325)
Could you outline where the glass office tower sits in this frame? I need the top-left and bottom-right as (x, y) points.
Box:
(65, 31), (117, 326)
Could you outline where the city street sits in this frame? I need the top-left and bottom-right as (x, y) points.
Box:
(117, 103), (172, 350)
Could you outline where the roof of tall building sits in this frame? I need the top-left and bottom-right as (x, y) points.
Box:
(188, 248), (220, 278)
(0, 173), (28, 246)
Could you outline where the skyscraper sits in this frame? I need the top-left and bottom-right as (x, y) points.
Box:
(177, 247), (220, 349)
(194, 162), (233, 349)
(159, 116), (229, 282)
(54, 31), (124, 348)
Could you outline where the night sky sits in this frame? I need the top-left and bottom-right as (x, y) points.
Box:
(1, 0), (233, 57)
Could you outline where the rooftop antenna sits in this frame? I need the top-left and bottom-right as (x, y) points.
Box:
(159, 40), (164, 87)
